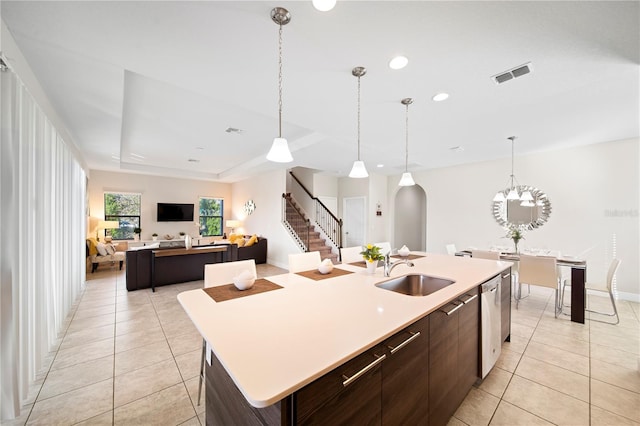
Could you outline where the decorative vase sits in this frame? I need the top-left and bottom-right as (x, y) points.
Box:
(152, 236), (157, 241)
(513, 240), (519, 254)
(366, 260), (377, 274)
(185, 235), (192, 250)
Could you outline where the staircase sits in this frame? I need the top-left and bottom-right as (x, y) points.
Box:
(284, 194), (338, 264)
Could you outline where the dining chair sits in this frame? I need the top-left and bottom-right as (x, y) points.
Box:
(198, 260), (257, 405)
(288, 251), (322, 273)
(374, 242), (392, 256)
(472, 250), (501, 260)
(517, 254), (561, 317)
(561, 258), (621, 324)
(446, 244), (458, 255)
(340, 246), (364, 264)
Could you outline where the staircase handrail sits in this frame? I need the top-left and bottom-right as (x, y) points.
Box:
(289, 171), (343, 249)
(282, 193), (311, 252)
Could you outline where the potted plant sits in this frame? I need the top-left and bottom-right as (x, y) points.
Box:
(152, 232), (158, 241)
(133, 227), (142, 241)
(360, 244), (385, 274)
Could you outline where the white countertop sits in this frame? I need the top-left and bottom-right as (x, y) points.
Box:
(177, 252), (511, 408)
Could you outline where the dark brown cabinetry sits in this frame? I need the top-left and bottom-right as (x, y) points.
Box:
(501, 268), (512, 342)
(381, 315), (430, 426)
(429, 289), (480, 426)
(296, 344), (384, 425)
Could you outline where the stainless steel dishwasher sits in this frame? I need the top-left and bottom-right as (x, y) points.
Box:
(481, 275), (502, 378)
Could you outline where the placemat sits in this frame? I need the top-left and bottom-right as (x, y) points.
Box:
(390, 254), (425, 260)
(202, 278), (283, 303)
(295, 267), (354, 281)
(348, 260), (379, 268)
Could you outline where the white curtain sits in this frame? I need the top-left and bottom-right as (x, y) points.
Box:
(1, 63), (86, 420)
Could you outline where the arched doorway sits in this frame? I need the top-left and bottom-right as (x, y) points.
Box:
(393, 185), (427, 251)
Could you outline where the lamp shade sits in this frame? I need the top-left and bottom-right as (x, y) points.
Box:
(348, 160), (368, 178)
(493, 191), (506, 202)
(98, 220), (119, 229)
(398, 172), (415, 186)
(506, 188), (520, 200)
(226, 220), (241, 229)
(520, 190), (534, 201)
(266, 138), (293, 163)
(312, 0), (336, 11)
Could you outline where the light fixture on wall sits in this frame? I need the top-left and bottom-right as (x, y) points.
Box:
(398, 98), (416, 187)
(349, 66), (368, 178)
(493, 136), (533, 202)
(266, 7), (294, 163)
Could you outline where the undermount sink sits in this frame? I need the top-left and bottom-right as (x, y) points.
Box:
(376, 274), (456, 296)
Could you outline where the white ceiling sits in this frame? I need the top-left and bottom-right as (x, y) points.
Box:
(2, 1), (638, 182)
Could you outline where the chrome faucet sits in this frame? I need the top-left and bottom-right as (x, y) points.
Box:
(383, 253), (414, 277)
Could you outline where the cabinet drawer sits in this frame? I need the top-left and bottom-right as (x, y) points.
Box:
(296, 344), (385, 423)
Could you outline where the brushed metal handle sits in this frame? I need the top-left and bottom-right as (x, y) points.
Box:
(443, 301), (464, 316)
(342, 353), (386, 387)
(501, 273), (510, 279)
(388, 331), (421, 355)
(461, 294), (478, 304)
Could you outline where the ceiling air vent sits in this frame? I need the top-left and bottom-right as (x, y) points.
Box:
(492, 62), (532, 84)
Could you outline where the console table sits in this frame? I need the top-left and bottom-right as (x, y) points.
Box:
(151, 246), (227, 292)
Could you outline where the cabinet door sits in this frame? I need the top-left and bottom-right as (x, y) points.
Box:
(429, 303), (460, 426)
(501, 268), (512, 342)
(382, 315), (429, 426)
(296, 346), (384, 425)
(456, 289), (480, 406)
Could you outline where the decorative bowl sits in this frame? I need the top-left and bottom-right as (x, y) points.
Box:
(398, 245), (411, 257)
(318, 260), (334, 274)
(233, 271), (256, 290)
(164, 234), (174, 240)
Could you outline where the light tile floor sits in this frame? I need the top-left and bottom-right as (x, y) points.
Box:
(3, 265), (639, 425)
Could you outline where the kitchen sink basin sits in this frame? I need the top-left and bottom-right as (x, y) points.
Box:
(375, 274), (455, 296)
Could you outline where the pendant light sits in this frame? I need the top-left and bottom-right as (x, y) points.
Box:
(398, 98), (416, 186)
(266, 7), (293, 163)
(349, 67), (368, 178)
(494, 136), (532, 202)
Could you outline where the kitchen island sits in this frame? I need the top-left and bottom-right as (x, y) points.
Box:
(178, 253), (511, 425)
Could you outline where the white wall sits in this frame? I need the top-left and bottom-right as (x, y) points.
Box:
(368, 173), (389, 245)
(400, 138), (639, 299)
(87, 170), (232, 240)
(232, 169), (300, 269)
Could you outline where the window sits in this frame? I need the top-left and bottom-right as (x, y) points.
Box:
(104, 192), (141, 240)
(199, 197), (223, 237)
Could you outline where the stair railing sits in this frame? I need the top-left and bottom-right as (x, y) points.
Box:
(282, 193), (310, 252)
(289, 172), (343, 250)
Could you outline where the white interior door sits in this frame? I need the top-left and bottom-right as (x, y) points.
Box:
(343, 196), (366, 247)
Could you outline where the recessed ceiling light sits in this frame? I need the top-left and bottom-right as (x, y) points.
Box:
(432, 93), (449, 102)
(377, 164), (384, 168)
(312, 0), (336, 12)
(388, 56), (408, 70)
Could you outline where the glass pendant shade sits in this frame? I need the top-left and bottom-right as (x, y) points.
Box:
(520, 190), (534, 201)
(312, 0), (336, 11)
(266, 137), (293, 163)
(349, 160), (368, 178)
(493, 191), (506, 202)
(506, 188), (520, 200)
(398, 172), (415, 186)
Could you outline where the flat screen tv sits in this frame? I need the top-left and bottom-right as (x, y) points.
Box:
(157, 203), (194, 222)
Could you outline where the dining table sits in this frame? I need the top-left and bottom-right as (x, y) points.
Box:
(457, 250), (587, 324)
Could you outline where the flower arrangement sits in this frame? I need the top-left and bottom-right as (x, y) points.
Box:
(505, 226), (525, 252)
(360, 244), (385, 263)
